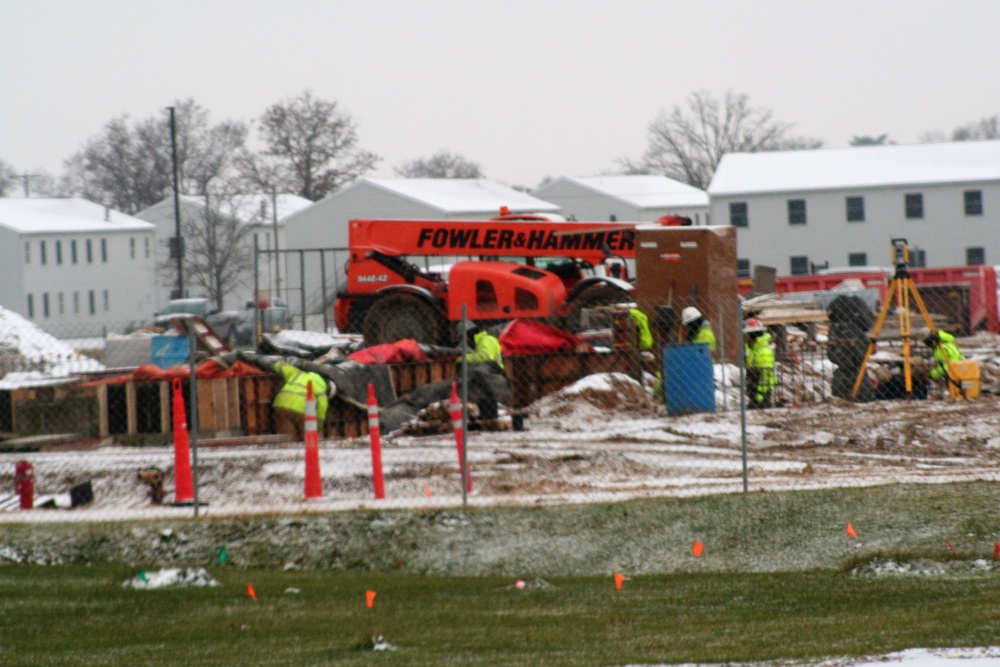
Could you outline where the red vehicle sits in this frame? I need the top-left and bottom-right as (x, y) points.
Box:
(334, 217), (646, 345)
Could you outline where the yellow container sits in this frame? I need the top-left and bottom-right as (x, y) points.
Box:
(946, 359), (980, 399)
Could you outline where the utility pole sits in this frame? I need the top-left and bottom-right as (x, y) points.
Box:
(168, 106), (184, 299)
(271, 186), (282, 298)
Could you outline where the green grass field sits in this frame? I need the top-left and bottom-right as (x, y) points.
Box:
(4, 564), (1000, 666)
(6, 483), (1000, 666)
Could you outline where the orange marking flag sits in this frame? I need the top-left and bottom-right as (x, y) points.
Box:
(613, 573), (625, 590)
(247, 583), (258, 602)
(994, 542), (1000, 560)
(846, 522), (858, 539)
(692, 540), (704, 558)
(366, 590), (377, 608)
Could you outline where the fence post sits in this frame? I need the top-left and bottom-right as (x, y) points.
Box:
(187, 322), (200, 516)
(459, 305), (469, 510)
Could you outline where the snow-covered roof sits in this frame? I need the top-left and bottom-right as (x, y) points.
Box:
(709, 140), (1000, 196)
(177, 193), (313, 224)
(362, 178), (560, 214)
(552, 175), (708, 208)
(0, 198), (155, 234)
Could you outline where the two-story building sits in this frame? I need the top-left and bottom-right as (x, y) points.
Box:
(708, 140), (1000, 277)
(0, 198), (157, 337)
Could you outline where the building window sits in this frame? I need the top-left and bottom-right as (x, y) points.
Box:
(42, 293), (50, 318)
(144, 237), (150, 258)
(56, 240), (62, 265)
(27, 294), (34, 319)
(790, 255), (810, 276)
(787, 199), (807, 225)
(73, 292), (80, 314)
(103, 289), (110, 312)
(71, 239), (78, 264)
(964, 190), (983, 216)
(729, 202), (748, 227)
(911, 248), (927, 267)
(967, 247), (985, 266)
(40, 240), (47, 265)
(101, 238), (108, 262)
(58, 292), (65, 315)
(905, 193), (924, 219)
(737, 258), (751, 279)
(846, 196), (865, 222)
(848, 252), (868, 267)
(88, 290), (96, 315)
(130, 237), (136, 259)
(24, 242), (29, 264)
(86, 239), (93, 263)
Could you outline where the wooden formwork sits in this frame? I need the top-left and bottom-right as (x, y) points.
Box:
(505, 350), (642, 410)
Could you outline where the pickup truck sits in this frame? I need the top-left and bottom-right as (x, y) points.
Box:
(153, 297), (293, 346)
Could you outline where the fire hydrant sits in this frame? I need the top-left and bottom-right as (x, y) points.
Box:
(15, 460), (34, 510)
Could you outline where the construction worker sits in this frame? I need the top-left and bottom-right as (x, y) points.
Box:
(272, 359), (332, 441)
(629, 307), (654, 351)
(924, 331), (965, 384)
(744, 318), (776, 408)
(462, 326), (506, 421)
(681, 306), (717, 356)
(464, 326), (504, 371)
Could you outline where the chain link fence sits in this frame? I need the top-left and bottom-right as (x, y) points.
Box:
(1, 264), (999, 521)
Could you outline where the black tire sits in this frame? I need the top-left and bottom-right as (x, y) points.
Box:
(564, 285), (632, 332)
(362, 293), (442, 346)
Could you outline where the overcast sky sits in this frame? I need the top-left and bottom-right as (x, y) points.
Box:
(2, 0), (999, 192)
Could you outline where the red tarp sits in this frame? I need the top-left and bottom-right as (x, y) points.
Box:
(499, 319), (589, 355)
(347, 339), (429, 364)
(83, 360), (268, 386)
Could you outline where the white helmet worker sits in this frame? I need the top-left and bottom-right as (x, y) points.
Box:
(681, 306), (703, 325)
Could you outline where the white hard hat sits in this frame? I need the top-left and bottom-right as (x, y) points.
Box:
(327, 381), (338, 399)
(744, 318), (766, 334)
(681, 307), (703, 325)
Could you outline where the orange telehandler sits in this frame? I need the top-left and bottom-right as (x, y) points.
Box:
(333, 216), (658, 346)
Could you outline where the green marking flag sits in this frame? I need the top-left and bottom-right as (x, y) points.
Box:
(217, 546), (229, 565)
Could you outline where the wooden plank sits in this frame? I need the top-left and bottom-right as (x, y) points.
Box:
(125, 382), (136, 436)
(98, 384), (110, 438)
(159, 382), (170, 434)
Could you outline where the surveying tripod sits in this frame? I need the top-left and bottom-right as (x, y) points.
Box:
(850, 238), (938, 399)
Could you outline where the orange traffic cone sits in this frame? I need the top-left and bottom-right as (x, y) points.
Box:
(303, 381), (322, 499)
(170, 379), (194, 504)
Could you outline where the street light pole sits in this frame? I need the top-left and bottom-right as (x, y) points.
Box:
(168, 106), (184, 299)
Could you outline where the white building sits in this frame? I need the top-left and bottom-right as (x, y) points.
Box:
(708, 140), (1000, 277)
(0, 198), (157, 337)
(533, 175), (709, 224)
(282, 178), (562, 251)
(135, 193), (312, 310)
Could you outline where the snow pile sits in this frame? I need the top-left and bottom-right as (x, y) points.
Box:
(0, 305), (104, 388)
(530, 372), (664, 424)
(122, 567), (221, 589)
(848, 558), (1000, 578)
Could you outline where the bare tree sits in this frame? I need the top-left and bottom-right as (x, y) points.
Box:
(952, 115), (1000, 141)
(241, 91), (380, 200)
(620, 91), (823, 189)
(155, 187), (258, 309)
(394, 150), (484, 178)
(0, 160), (18, 197)
(63, 99), (247, 213)
(850, 134), (894, 146)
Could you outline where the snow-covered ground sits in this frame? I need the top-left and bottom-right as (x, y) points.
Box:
(2, 367), (999, 523)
